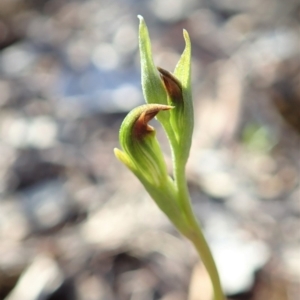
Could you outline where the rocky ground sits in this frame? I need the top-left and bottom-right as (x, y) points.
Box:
(0, 0), (300, 299)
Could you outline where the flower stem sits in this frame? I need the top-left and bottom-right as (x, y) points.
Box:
(175, 164), (225, 300)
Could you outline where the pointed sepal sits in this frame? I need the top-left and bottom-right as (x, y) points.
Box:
(138, 15), (170, 126)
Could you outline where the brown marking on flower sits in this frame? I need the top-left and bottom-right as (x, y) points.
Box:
(157, 67), (182, 103)
(134, 104), (172, 139)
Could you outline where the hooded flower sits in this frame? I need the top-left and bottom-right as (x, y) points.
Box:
(114, 104), (172, 186)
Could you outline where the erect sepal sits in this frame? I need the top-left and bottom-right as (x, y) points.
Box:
(157, 30), (193, 165)
(173, 30), (193, 151)
(115, 104), (172, 187)
(138, 16), (170, 125)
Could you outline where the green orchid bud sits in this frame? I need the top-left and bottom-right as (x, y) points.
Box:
(114, 104), (188, 228)
(114, 104), (172, 187)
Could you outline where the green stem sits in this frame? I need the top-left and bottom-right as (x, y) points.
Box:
(175, 164), (225, 300)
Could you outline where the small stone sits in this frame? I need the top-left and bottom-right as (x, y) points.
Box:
(20, 180), (74, 232)
(205, 216), (270, 295)
(27, 116), (57, 149)
(0, 114), (57, 149)
(282, 246), (300, 281)
(0, 42), (36, 76)
(4, 255), (64, 300)
(200, 171), (236, 199)
(0, 199), (30, 241)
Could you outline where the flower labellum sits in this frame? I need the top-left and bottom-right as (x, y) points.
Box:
(157, 67), (182, 104)
(133, 104), (171, 140)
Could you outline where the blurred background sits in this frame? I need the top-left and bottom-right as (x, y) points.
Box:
(0, 0), (300, 299)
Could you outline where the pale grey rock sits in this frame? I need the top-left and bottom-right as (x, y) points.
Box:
(20, 180), (73, 232)
(4, 255), (64, 300)
(0, 199), (30, 241)
(205, 215), (270, 295)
